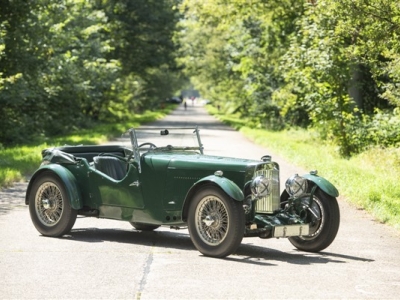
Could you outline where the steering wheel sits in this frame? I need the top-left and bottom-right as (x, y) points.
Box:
(138, 142), (157, 150)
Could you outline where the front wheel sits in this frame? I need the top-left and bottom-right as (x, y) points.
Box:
(28, 171), (77, 237)
(188, 185), (245, 258)
(288, 189), (340, 252)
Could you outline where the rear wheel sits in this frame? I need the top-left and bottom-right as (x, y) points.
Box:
(288, 189), (340, 252)
(28, 171), (77, 236)
(188, 185), (245, 258)
(130, 222), (160, 231)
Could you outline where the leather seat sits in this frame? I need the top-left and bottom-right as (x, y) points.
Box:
(93, 156), (127, 180)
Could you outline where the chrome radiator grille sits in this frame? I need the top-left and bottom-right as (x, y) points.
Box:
(254, 164), (280, 213)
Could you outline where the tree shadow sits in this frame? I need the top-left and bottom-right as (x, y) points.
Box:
(0, 182), (28, 215)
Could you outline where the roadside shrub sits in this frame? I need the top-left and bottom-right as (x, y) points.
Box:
(319, 108), (400, 156)
(363, 108), (400, 148)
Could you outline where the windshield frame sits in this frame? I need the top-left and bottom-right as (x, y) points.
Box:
(128, 127), (204, 173)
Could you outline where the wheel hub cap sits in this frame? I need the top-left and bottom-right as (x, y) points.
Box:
(203, 215), (215, 226)
(42, 199), (51, 210)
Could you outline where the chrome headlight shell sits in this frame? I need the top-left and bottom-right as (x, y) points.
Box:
(285, 174), (308, 198)
(250, 175), (272, 198)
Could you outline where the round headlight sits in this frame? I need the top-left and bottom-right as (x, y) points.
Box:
(251, 175), (271, 198)
(285, 174), (308, 197)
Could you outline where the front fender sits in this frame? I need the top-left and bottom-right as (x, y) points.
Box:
(181, 175), (244, 222)
(25, 164), (82, 210)
(302, 173), (339, 197)
(193, 175), (244, 201)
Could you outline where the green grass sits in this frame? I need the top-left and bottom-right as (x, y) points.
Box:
(0, 105), (177, 188)
(207, 106), (400, 230)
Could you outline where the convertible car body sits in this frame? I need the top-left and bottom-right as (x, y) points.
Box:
(26, 127), (340, 257)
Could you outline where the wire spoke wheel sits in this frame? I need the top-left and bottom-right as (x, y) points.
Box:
(35, 182), (64, 226)
(195, 196), (229, 246)
(29, 171), (77, 237)
(299, 196), (324, 240)
(288, 189), (340, 252)
(188, 185), (244, 258)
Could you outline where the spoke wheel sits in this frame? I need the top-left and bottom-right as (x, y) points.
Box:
(288, 189), (340, 252)
(29, 171), (77, 237)
(35, 182), (64, 226)
(195, 196), (229, 246)
(188, 185), (244, 258)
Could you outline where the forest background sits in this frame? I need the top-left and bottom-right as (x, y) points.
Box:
(1, 0), (399, 228)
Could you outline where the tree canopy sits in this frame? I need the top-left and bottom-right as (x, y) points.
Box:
(0, 0), (184, 145)
(1, 0), (399, 156)
(176, 0), (400, 156)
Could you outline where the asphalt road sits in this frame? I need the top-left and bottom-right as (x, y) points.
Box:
(1, 103), (400, 299)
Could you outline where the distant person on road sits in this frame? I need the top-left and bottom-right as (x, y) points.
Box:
(184, 100), (187, 110)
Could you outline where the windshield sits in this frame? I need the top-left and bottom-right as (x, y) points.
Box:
(128, 127), (204, 154)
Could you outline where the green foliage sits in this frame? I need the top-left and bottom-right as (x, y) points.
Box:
(343, 108), (400, 154)
(0, 0), (184, 146)
(177, 0), (304, 129)
(177, 0), (400, 157)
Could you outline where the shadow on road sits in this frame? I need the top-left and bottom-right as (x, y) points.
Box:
(0, 182), (28, 215)
(58, 226), (373, 266)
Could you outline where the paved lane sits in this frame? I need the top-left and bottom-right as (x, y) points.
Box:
(1, 103), (399, 299)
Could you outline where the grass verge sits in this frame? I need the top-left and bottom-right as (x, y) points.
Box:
(0, 105), (177, 188)
(207, 105), (400, 230)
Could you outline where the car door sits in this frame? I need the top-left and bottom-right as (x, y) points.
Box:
(92, 163), (145, 220)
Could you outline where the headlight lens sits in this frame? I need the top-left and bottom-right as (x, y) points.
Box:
(251, 175), (271, 198)
(285, 174), (308, 197)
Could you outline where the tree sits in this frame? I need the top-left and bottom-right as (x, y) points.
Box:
(177, 0), (400, 156)
(0, 0), (184, 145)
(279, 0), (400, 155)
(177, 0), (304, 128)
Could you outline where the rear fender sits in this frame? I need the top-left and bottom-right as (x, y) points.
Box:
(302, 173), (339, 197)
(182, 175), (244, 221)
(25, 165), (82, 210)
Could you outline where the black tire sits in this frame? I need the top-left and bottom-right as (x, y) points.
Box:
(130, 222), (160, 231)
(188, 184), (245, 258)
(28, 171), (77, 237)
(288, 189), (340, 252)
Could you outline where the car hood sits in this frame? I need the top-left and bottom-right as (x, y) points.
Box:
(145, 151), (260, 173)
(174, 154), (259, 171)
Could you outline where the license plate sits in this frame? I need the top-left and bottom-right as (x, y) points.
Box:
(273, 224), (310, 237)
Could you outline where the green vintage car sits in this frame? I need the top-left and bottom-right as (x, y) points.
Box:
(26, 127), (340, 258)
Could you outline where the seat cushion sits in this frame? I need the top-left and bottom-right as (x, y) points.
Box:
(93, 156), (127, 180)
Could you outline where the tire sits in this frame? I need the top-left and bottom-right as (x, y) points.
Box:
(188, 184), (245, 258)
(28, 171), (77, 237)
(130, 222), (160, 231)
(288, 189), (340, 252)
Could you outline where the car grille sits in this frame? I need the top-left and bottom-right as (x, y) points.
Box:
(254, 164), (280, 213)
